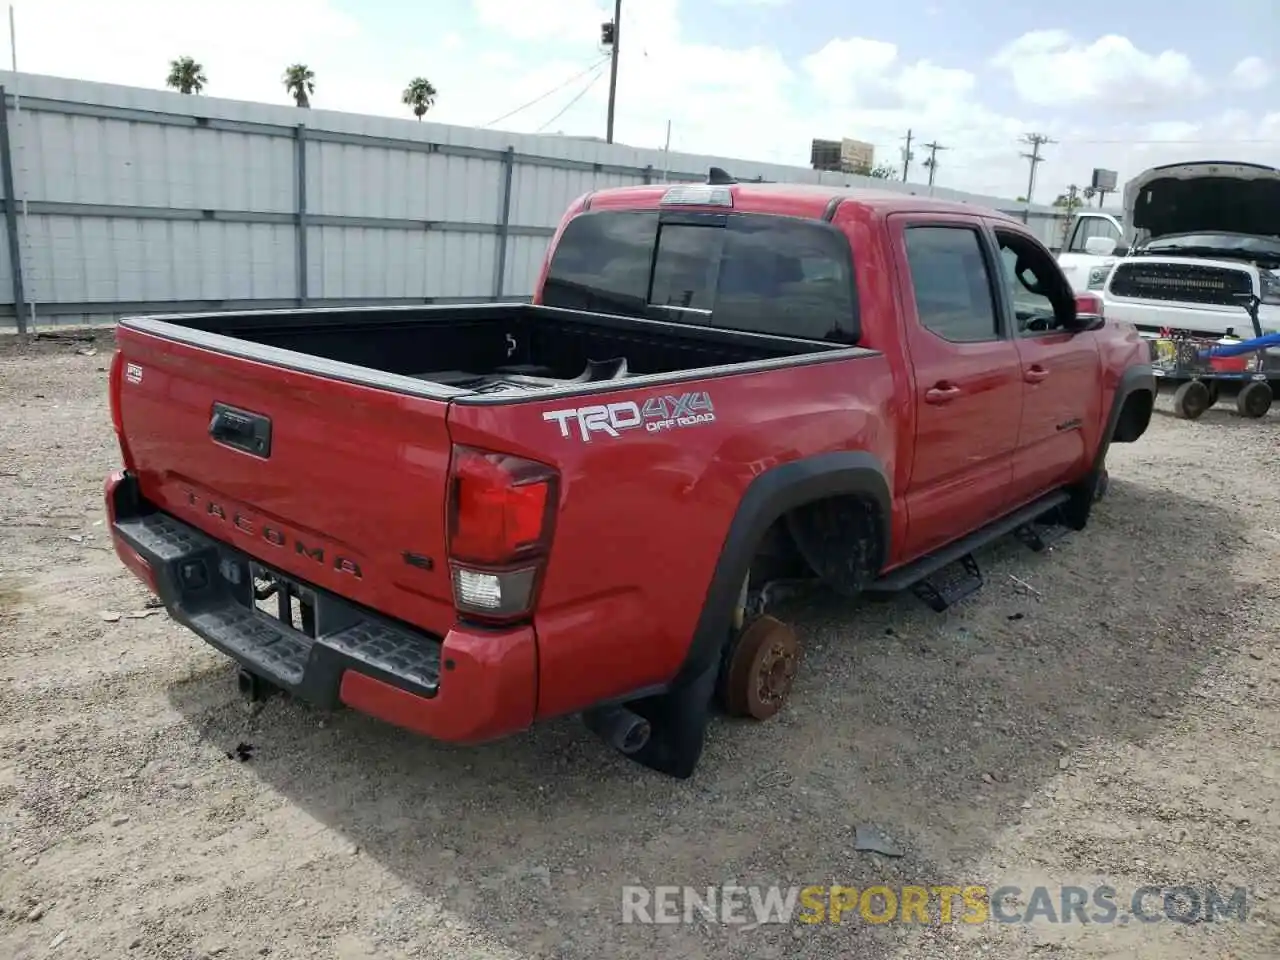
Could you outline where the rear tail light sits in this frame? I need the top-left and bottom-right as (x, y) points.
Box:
(446, 445), (558, 623)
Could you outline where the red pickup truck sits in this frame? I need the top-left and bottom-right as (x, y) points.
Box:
(105, 180), (1154, 778)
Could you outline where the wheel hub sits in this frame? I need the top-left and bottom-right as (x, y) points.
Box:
(724, 615), (800, 720)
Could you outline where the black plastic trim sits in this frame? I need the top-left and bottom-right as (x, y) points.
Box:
(672, 451), (891, 687)
(1095, 362), (1156, 468)
(865, 489), (1069, 592)
(209, 403), (272, 458)
(109, 473), (443, 708)
(822, 197), (842, 222)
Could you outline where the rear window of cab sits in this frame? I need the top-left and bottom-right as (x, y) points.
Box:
(540, 209), (861, 343)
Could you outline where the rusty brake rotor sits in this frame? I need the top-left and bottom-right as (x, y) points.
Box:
(724, 615), (800, 720)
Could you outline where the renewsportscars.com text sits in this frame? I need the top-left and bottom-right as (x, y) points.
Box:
(621, 884), (1250, 926)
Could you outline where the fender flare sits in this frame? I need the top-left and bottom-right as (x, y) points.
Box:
(1094, 362), (1156, 468)
(671, 451), (892, 688)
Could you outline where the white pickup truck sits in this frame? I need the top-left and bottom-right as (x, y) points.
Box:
(1057, 210), (1127, 295)
(1056, 161), (1280, 341)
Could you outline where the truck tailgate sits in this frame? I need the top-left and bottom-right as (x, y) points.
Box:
(114, 326), (456, 636)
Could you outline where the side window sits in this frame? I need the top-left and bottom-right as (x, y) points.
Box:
(541, 211), (657, 314)
(995, 231), (1071, 336)
(902, 226), (1000, 343)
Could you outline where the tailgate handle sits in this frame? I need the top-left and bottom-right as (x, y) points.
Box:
(209, 403), (272, 458)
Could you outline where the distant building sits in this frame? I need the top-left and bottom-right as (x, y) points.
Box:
(811, 137), (876, 173)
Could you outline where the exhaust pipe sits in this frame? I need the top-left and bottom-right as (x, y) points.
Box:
(583, 704), (651, 755)
(237, 668), (277, 703)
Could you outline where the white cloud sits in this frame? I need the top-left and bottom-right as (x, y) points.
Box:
(992, 30), (1204, 108)
(802, 38), (899, 106)
(7, 0), (1273, 202)
(472, 0), (603, 45)
(1230, 56), (1272, 92)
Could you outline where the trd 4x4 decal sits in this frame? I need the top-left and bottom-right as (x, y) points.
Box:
(543, 391), (715, 442)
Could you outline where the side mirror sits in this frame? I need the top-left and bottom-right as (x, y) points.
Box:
(1066, 292), (1106, 332)
(1084, 236), (1117, 256)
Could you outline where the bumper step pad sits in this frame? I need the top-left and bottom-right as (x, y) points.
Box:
(113, 512), (442, 706)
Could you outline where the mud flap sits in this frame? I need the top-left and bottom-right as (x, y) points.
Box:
(624, 657), (720, 779)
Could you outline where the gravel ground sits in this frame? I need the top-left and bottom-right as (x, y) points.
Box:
(1, 329), (1278, 960)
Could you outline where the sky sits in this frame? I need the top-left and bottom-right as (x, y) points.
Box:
(9, 0), (1279, 201)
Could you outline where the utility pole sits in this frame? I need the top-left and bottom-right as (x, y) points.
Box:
(1019, 132), (1054, 206)
(604, 0), (621, 144)
(921, 140), (947, 187)
(900, 128), (913, 182)
(1061, 184), (1080, 246)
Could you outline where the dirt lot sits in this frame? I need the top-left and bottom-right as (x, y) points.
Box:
(1, 329), (1278, 960)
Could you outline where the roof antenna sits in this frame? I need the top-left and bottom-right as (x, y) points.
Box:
(708, 166), (737, 185)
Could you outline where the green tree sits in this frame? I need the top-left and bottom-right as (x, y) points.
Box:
(166, 56), (207, 95)
(283, 64), (316, 108)
(401, 77), (438, 121)
(850, 160), (897, 180)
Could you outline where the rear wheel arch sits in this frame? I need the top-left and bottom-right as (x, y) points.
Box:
(673, 452), (892, 687)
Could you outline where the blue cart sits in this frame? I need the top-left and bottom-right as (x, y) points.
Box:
(1151, 295), (1277, 420)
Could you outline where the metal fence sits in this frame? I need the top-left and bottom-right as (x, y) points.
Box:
(0, 71), (1083, 333)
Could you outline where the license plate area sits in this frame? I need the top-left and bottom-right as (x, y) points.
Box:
(250, 562), (318, 638)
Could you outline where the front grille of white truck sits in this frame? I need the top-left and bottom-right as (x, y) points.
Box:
(1109, 262), (1252, 307)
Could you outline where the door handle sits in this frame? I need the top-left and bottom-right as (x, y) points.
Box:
(1024, 365), (1050, 384)
(924, 383), (961, 404)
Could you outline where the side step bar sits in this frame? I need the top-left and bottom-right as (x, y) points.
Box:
(865, 490), (1071, 611)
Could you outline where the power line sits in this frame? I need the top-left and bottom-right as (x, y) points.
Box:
(536, 63), (609, 134)
(484, 57), (610, 128)
(921, 140), (948, 187)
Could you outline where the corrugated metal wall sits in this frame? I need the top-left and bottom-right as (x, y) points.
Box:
(0, 70), (1085, 332)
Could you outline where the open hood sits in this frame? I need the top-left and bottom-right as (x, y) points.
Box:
(1123, 161), (1280, 244)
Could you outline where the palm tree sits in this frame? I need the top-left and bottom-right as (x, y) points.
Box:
(166, 57), (207, 95)
(283, 64), (316, 108)
(401, 77), (438, 121)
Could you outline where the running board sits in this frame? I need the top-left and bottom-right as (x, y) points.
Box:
(865, 490), (1071, 610)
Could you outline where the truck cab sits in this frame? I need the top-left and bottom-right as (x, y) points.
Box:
(1057, 211), (1126, 294)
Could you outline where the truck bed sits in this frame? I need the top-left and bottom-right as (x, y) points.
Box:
(124, 302), (843, 400)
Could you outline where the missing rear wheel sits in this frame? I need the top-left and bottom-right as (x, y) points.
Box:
(723, 615), (800, 721)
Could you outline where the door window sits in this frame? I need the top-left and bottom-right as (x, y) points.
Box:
(902, 226), (1001, 343)
(996, 231), (1074, 336)
(1067, 217), (1121, 253)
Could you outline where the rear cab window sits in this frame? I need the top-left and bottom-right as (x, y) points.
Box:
(541, 208), (860, 343)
